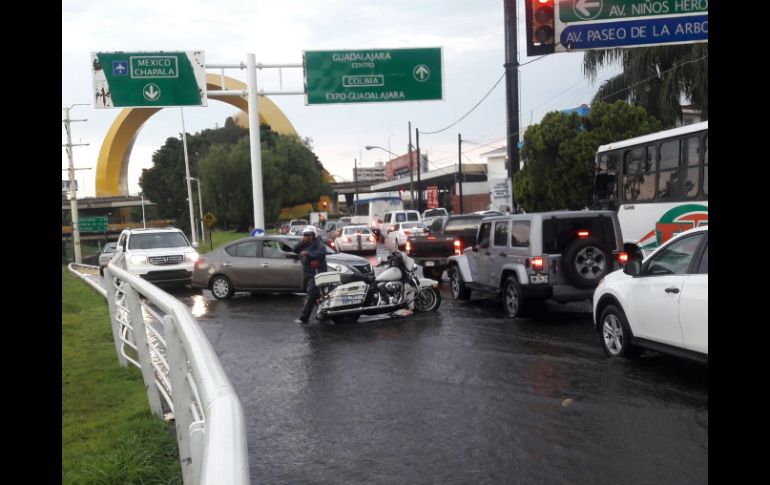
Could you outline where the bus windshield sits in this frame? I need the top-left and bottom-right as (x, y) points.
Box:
(593, 121), (708, 258)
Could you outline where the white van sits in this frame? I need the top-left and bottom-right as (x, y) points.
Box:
(350, 192), (404, 239)
(383, 210), (421, 239)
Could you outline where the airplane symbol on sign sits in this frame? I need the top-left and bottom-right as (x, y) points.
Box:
(112, 60), (128, 76)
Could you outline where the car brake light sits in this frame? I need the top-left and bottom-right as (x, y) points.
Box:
(404, 230), (411, 235)
(330, 241), (336, 247)
(194, 257), (205, 267)
(344, 237), (351, 243)
(405, 241), (411, 253)
(454, 239), (462, 256)
(578, 230), (590, 238)
(617, 252), (629, 264)
(368, 236), (375, 242)
(389, 224), (397, 232)
(531, 257), (544, 271)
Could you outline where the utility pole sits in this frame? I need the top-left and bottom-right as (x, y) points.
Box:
(180, 108), (197, 246)
(407, 121), (414, 209)
(458, 134), (464, 214)
(189, 177), (205, 242)
(140, 193), (146, 228)
(62, 104), (90, 264)
(415, 127), (422, 213)
(353, 158), (358, 216)
(504, 0), (521, 211)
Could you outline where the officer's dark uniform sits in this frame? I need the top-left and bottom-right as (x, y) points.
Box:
(294, 229), (328, 322)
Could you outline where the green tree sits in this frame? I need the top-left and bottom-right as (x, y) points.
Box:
(513, 100), (662, 211)
(583, 44), (708, 127)
(197, 128), (332, 229)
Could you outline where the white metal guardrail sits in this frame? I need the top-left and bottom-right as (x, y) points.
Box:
(67, 256), (250, 484)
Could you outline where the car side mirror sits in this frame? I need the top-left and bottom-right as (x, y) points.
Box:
(623, 260), (642, 276)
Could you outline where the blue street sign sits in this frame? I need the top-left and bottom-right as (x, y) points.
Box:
(559, 14), (707, 50)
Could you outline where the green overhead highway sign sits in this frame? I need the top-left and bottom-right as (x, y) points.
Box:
(79, 216), (108, 233)
(558, 0), (708, 23)
(92, 51), (207, 108)
(304, 48), (443, 105)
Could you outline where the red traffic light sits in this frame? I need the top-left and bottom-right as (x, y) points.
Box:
(532, 0), (555, 45)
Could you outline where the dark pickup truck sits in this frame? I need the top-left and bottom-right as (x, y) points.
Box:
(405, 214), (486, 279)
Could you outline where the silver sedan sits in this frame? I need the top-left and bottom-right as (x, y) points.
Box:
(192, 235), (373, 300)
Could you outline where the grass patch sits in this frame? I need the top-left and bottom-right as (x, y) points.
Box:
(62, 267), (181, 484)
(204, 229), (249, 251)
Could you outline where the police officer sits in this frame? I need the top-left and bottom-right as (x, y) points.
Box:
(294, 225), (328, 323)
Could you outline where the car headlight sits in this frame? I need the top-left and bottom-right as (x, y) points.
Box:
(327, 262), (353, 273)
(129, 254), (147, 265)
(185, 251), (199, 262)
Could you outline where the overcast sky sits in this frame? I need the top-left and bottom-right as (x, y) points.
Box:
(62, 0), (619, 198)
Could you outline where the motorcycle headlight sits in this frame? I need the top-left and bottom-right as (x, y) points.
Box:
(185, 251), (199, 262)
(327, 262), (352, 274)
(129, 254), (147, 265)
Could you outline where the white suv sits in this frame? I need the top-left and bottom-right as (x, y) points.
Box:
(114, 227), (198, 285)
(593, 225), (708, 363)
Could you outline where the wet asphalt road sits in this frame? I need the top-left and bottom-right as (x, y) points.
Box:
(170, 248), (708, 485)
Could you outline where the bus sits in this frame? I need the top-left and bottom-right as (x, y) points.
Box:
(593, 121), (708, 259)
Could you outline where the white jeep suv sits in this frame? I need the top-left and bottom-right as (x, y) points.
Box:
(114, 227), (198, 285)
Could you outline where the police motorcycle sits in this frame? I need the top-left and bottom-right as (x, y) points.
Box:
(315, 250), (441, 324)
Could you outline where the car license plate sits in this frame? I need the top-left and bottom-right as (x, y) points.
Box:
(529, 274), (549, 284)
(425, 261), (435, 266)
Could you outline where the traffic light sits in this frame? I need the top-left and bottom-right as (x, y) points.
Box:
(322, 201), (328, 209)
(526, 0), (555, 56)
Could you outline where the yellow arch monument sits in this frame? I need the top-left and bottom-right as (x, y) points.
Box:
(95, 74), (299, 196)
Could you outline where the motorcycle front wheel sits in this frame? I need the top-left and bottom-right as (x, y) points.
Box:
(414, 287), (441, 312)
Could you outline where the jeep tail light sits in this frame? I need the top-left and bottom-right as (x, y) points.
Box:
(390, 224), (397, 232)
(343, 237), (352, 243)
(617, 252), (629, 264)
(405, 241), (412, 253)
(531, 257), (544, 271)
(454, 239), (462, 256)
(578, 230), (590, 238)
(368, 236), (376, 242)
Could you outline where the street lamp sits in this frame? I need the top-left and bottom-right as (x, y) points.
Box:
(365, 145), (415, 207)
(188, 177), (205, 243)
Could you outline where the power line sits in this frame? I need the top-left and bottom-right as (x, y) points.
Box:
(421, 70), (506, 135)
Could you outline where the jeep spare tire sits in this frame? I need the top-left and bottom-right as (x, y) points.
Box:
(561, 237), (611, 289)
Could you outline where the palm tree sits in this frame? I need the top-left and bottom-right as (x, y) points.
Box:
(583, 44), (708, 127)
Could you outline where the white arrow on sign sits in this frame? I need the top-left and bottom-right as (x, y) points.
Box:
(575, 0), (602, 19)
(413, 65), (430, 82)
(143, 83), (160, 101)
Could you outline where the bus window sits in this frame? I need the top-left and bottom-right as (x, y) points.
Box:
(623, 147), (655, 202)
(658, 137), (700, 200)
(594, 151), (620, 209)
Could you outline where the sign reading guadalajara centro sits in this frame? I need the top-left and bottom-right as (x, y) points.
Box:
(91, 51), (207, 108)
(303, 48), (443, 105)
